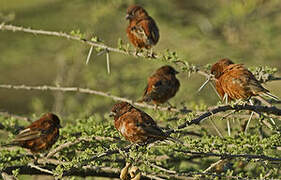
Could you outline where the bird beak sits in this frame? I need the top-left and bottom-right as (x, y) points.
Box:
(175, 71), (179, 74)
(109, 112), (116, 117)
(125, 14), (131, 20)
(197, 75), (213, 92)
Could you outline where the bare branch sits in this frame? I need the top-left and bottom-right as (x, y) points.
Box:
(0, 23), (126, 55)
(27, 162), (54, 175)
(0, 84), (192, 114)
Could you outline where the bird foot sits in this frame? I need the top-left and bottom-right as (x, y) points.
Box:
(235, 99), (248, 106)
(134, 49), (143, 56)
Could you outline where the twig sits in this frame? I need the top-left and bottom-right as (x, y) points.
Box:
(177, 104), (281, 129)
(227, 119), (231, 136)
(106, 50), (110, 74)
(1, 172), (18, 180)
(146, 161), (176, 174)
(27, 162), (53, 175)
(203, 159), (224, 173)
(209, 119), (223, 138)
(86, 45), (94, 64)
(47, 136), (117, 158)
(142, 173), (166, 180)
(0, 23), (126, 55)
(47, 137), (92, 158)
(0, 84), (192, 114)
(175, 149), (281, 161)
(177, 171), (248, 180)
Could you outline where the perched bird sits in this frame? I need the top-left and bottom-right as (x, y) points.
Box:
(126, 5), (159, 54)
(110, 102), (179, 144)
(4, 113), (61, 153)
(140, 65), (180, 106)
(210, 58), (279, 103)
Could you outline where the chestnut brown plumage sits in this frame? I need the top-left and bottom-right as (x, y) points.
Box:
(5, 113), (61, 153)
(140, 65), (180, 105)
(211, 58), (279, 102)
(110, 102), (179, 144)
(126, 5), (159, 50)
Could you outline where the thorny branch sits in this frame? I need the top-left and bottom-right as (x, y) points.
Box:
(0, 24), (126, 55)
(0, 83), (280, 131)
(0, 24), (211, 79)
(177, 104), (281, 130)
(1, 23), (281, 83)
(0, 84), (191, 114)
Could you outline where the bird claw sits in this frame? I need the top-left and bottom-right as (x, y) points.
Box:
(145, 49), (156, 58)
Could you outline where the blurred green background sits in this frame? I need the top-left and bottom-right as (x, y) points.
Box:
(0, 0), (280, 119)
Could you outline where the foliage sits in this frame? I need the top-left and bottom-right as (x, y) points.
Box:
(1, 111), (281, 179)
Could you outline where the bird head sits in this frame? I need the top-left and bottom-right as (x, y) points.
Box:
(126, 5), (148, 21)
(156, 65), (179, 76)
(45, 113), (62, 128)
(211, 58), (234, 79)
(110, 102), (133, 119)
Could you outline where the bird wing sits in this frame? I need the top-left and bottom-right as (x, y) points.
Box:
(221, 64), (268, 99)
(221, 66), (250, 99)
(13, 120), (53, 142)
(147, 17), (159, 45)
(131, 17), (159, 46)
(142, 76), (166, 102)
(12, 128), (41, 142)
(138, 110), (167, 138)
